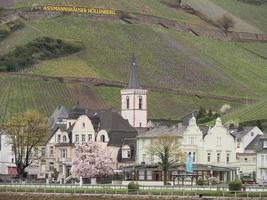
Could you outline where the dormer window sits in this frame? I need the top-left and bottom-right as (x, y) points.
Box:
(139, 96), (142, 109)
(57, 135), (61, 143)
(82, 122), (85, 128)
(126, 96), (129, 109)
(100, 135), (105, 142)
(63, 135), (67, 143)
(122, 145), (131, 159)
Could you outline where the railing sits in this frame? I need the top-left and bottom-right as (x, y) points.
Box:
(0, 183), (267, 197)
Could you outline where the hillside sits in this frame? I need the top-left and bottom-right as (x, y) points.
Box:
(184, 0), (267, 34)
(0, 1), (267, 123)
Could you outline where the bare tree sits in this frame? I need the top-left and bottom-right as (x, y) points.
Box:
(1, 110), (49, 179)
(217, 14), (236, 33)
(147, 134), (184, 185)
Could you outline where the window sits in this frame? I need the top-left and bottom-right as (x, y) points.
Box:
(63, 135), (67, 143)
(82, 134), (86, 142)
(139, 123), (142, 127)
(75, 135), (79, 143)
(217, 153), (221, 162)
(261, 155), (264, 166)
(226, 153), (230, 163)
(100, 135), (105, 142)
(139, 96), (142, 109)
(237, 142), (240, 148)
(193, 152), (196, 163)
(264, 141), (267, 148)
(60, 149), (67, 158)
(139, 170), (145, 180)
(251, 132), (254, 137)
(82, 122), (85, 128)
(122, 147), (131, 159)
(207, 152), (211, 162)
(126, 96), (129, 109)
(57, 135), (61, 143)
(50, 146), (54, 156)
(49, 162), (54, 171)
(41, 147), (45, 156)
(216, 137), (222, 146)
(244, 157), (248, 162)
(11, 158), (14, 163)
(88, 134), (92, 141)
(147, 171), (152, 180)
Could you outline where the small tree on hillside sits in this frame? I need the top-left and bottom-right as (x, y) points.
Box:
(71, 142), (113, 180)
(147, 135), (184, 185)
(1, 110), (48, 179)
(217, 14), (236, 33)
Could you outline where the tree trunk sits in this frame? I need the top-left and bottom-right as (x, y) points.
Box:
(17, 166), (27, 181)
(163, 167), (168, 185)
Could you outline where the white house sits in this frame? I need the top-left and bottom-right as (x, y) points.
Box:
(231, 126), (264, 175)
(256, 136), (267, 184)
(0, 131), (16, 177)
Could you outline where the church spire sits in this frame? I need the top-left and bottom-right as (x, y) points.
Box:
(127, 53), (140, 89)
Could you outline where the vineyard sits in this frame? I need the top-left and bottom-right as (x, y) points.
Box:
(9, 0), (210, 27)
(184, 0), (262, 33)
(223, 100), (267, 124)
(211, 0), (267, 33)
(0, 75), (74, 122)
(0, 1), (267, 123)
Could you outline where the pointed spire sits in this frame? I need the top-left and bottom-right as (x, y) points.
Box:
(127, 53), (140, 89)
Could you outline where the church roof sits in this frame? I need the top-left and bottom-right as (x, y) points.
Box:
(127, 53), (140, 89)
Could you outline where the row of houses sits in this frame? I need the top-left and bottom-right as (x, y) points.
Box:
(0, 55), (267, 185)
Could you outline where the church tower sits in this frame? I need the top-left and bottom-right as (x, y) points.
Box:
(121, 54), (148, 128)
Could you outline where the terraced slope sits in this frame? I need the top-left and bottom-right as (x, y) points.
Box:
(2, 16), (266, 98)
(9, 0), (210, 27)
(211, 0), (267, 33)
(184, 0), (262, 33)
(0, 75), (74, 121)
(222, 100), (267, 125)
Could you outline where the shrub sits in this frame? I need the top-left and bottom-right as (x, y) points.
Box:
(208, 177), (219, 185)
(196, 178), (205, 185)
(229, 180), (243, 191)
(0, 37), (82, 72)
(128, 182), (139, 193)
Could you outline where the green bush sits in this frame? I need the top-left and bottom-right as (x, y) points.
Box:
(0, 36), (82, 72)
(228, 180), (243, 191)
(196, 178), (205, 185)
(128, 182), (139, 193)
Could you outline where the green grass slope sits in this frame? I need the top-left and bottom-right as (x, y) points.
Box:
(2, 16), (267, 99)
(96, 86), (241, 120)
(184, 0), (262, 33)
(10, 0), (210, 27)
(211, 0), (267, 33)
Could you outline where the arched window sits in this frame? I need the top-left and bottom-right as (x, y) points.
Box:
(100, 135), (105, 142)
(63, 135), (67, 143)
(139, 96), (142, 109)
(126, 96), (129, 109)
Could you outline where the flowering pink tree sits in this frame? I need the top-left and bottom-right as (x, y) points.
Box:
(71, 141), (113, 178)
